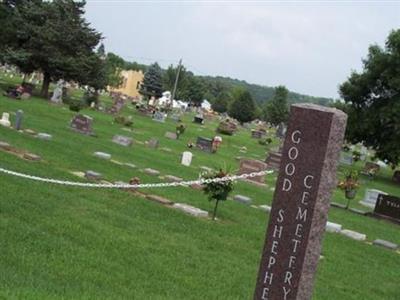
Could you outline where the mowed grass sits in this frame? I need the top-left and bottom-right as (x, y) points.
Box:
(0, 75), (400, 299)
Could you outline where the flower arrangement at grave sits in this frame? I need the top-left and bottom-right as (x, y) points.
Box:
(114, 115), (133, 127)
(352, 150), (361, 162)
(258, 137), (273, 146)
(201, 168), (234, 220)
(176, 123), (186, 139)
(337, 170), (360, 209)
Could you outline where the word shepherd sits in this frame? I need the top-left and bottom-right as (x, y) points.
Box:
(254, 104), (347, 300)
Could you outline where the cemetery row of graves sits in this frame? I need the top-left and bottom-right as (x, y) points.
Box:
(0, 71), (399, 299)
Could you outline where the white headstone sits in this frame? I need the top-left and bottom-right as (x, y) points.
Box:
(359, 189), (388, 208)
(181, 151), (193, 166)
(0, 112), (11, 127)
(51, 80), (63, 103)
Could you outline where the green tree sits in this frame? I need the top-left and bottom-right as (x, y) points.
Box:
(104, 52), (125, 88)
(181, 75), (205, 105)
(228, 88), (257, 123)
(2, 0), (102, 98)
(211, 94), (231, 113)
(264, 86), (289, 125)
(139, 62), (163, 99)
(162, 64), (188, 99)
(339, 29), (400, 168)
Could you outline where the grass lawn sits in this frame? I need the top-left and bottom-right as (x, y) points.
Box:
(0, 74), (399, 299)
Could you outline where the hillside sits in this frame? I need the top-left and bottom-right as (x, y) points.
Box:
(199, 75), (333, 106)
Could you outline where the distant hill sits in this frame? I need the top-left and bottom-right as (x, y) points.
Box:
(199, 75), (333, 106)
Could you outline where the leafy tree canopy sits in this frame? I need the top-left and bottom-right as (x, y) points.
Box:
(264, 85), (289, 125)
(228, 88), (257, 123)
(339, 29), (400, 168)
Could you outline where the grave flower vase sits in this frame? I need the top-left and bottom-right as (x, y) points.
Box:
(345, 189), (357, 200)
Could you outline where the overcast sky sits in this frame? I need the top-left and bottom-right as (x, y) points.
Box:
(84, 1), (400, 99)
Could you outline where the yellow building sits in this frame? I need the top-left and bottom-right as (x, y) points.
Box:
(109, 70), (144, 99)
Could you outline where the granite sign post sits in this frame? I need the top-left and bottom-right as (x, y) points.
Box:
(254, 104), (347, 300)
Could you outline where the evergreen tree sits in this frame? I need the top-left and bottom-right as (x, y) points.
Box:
(228, 88), (256, 123)
(339, 29), (400, 168)
(139, 62), (163, 99)
(212, 93), (231, 113)
(2, 0), (102, 98)
(264, 86), (289, 125)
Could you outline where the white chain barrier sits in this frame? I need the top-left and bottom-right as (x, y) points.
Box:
(0, 167), (274, 189)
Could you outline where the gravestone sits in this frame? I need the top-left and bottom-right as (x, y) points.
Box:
(392, 170), (400, 185)
(153, 111), (166, 123)
(70, 114), (93, 135)
(107, 97), (125, 114)
(170, 113), (181, 122)
(193, 114), (204, 124)
(147, 138), (159, 149)
(339, 153), (353, 165)
(252, 130), (265, 139)
(196, 137), (213, 153)
(362, 162), (380, 176)
(181, 151), (193, 166)
(15, 110), (23, 130)
(276, 122), (287, 139)
(112, 135), (133, 147)
(374, 194), (400, 223)
(238, 159), (268, 184)
(0, 112), (11, 127)
(164, 131), (177, 140)
(50, 80), (63, 104)
(359, 189), (387, 208)
(265, 151), (282, 171)
(254, 104), (347, 300)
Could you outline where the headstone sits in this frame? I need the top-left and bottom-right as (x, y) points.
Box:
(93, 151), (111, 160)
(0, 141), (12, 151)
(23, 153), (41, 161)
(374, 194), (400, 222)
(259, 205), (272, 213)
(164, 175), (183, 182)
(254, 104), (347, 300)
(362, 162), (380, 176)
(107, 97), (125, 114)
(0, 112), (11, 127)
(85, 170), (102, 181)
(164, 131), (177, 140)
(50, 80), (63, 103)
(325, 221), (342, 233)
(170, 113), (181, 122)
(233, 195), (252, 205)
(340, 153), (353, 165)
(144, 168), (160, 176)
(193, 114), (204, 124)
(276, 122), (287, 139)
(181, 151), (193, 166)
(196, 137), (213, 153)
(372, 239), (398, 250)
(360, 189), (387, 208)
(153, 111), (166, 123)
(70, 114), (93, 135)
(252, 130), (265, 139)
(112, 135), (133, 147)
(15, 110), (23, 130)
(238, 159), (268, 184)
(147, 138), (159, 149)
(36, 133), (52, 140)
(146, 194), (173, 206)
(339, 229), (366, 241)
(392, 170), (400, 185)
(265, 151), (282, 171)
(172, 203), (208, 218)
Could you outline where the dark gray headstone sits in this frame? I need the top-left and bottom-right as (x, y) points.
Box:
(254, 104), (347, 300)
(374, 194), (400, 222)
(196, 136), (213, 153)
(15, 109), (23, 130)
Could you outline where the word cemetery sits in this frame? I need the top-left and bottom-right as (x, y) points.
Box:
(254, 104), (347, 300)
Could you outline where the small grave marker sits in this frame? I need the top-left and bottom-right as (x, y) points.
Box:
(181, 151), (193, 166)
(254, 104), (346, 300)
(147, 138), (159, 149)
(164, 131), (177, 140)
(238, 159), (268, 184)
(112, 135), (133, 147)
(153, 111), (166, 123)
(196, 137), (213, 153)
